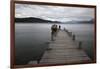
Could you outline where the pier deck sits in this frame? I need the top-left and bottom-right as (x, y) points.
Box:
(39, 30), (91, 64)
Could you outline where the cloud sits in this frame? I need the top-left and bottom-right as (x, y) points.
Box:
(15, 4), (94, 22)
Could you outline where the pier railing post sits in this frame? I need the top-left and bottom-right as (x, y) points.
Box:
(78, 41), (82, 49)
(72, 34), (75, 41)
(69, 32), (72, 37)
(64, 28), (66, 31)
(64, 28), (73, 38)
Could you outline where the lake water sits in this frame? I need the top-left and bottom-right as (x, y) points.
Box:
(15, 23), (94, 65)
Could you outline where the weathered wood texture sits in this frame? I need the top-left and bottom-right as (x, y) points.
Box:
(39, 30), (91, 64)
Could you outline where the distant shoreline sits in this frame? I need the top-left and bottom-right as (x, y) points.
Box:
(15, 17), (94, 24)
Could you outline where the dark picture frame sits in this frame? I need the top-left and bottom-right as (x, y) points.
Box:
(10, 0), (96, 68)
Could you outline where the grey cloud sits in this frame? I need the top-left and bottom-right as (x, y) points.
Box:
(15, 4), (94, 22)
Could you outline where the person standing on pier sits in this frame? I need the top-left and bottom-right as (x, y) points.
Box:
(59, 25), (61, 30)
(51, 24), (57, 41)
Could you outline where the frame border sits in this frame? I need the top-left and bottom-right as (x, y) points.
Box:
(10, 0), (96, 68)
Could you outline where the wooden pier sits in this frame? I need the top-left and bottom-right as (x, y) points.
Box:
(39, 30), (91, 64)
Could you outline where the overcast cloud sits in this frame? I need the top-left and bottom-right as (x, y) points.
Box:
(15, 4), (94, 22)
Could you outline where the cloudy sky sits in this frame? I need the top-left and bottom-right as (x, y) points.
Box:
(15, 4), (94, 22)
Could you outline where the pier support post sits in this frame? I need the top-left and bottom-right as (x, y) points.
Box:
(78, 41), (82, 49)
(64, 28), (66, 31)
(72, 34), (75, 41)
(69, 32), (72, 37)
(37, 59), (41, 64)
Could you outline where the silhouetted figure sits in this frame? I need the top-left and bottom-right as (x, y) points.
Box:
(51, 24), (57, 41)
(59, 25), (61, 30)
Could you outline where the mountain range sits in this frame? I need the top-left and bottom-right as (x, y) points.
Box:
(15, 17), (60, 23)
(15, 17), (94, 24)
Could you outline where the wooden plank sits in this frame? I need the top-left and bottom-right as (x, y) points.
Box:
(39, 30), (91, 64)
(29, 30), (91, 64)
